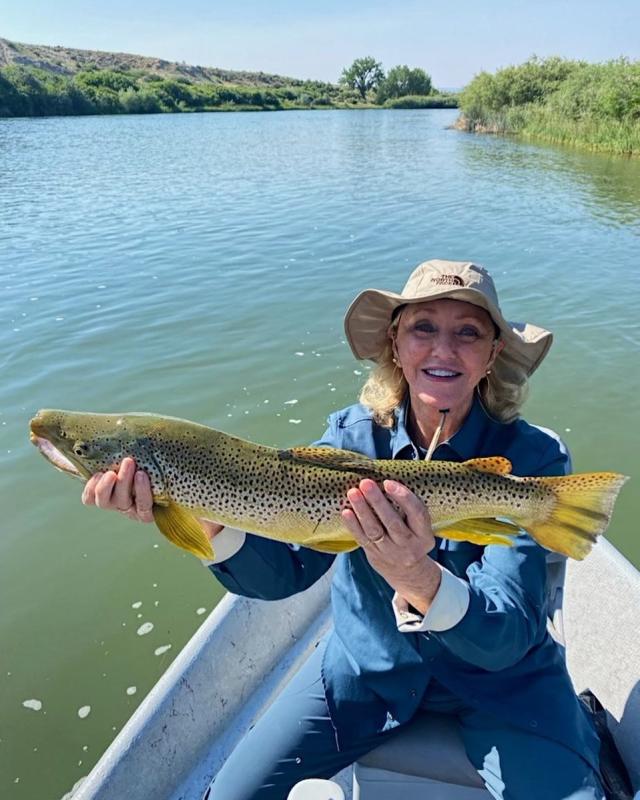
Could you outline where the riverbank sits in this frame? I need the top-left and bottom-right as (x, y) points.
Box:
(0, 38), (457, 117)
(0, 64), (457, 116)
(457, 57), (640, 156)
(0, 70), (459, 117)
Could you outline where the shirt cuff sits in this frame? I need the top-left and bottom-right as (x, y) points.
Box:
(200, 527), (247, 566)
(392, 565), (470, 633)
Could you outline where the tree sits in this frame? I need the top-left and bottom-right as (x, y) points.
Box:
(339, 57), (384, 101)
(377, 65), (432, 103)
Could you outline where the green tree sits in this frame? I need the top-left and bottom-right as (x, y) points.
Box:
(377, 65), (432, 103)
(339, 57), (384, 101)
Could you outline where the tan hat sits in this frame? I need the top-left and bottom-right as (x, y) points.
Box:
(344, 259), (553, 376)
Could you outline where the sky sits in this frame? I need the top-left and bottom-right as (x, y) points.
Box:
(3, 0), (639, 88)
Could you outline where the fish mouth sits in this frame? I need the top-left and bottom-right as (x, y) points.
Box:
(29, 414), (90, 479)
(29, 431), (85, 478)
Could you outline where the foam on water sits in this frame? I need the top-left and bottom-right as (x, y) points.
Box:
(137, 622), (154, 636)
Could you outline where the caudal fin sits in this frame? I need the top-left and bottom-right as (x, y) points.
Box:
(527, 472), (628, 560)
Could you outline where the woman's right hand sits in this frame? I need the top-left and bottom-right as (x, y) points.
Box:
(81, 457), (226, 541)
(81, 457), (155, 523)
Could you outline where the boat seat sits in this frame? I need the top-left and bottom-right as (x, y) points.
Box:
(353, 542), (640, 798)
(353, 712), (490, 799)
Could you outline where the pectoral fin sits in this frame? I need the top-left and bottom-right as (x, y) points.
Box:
(437, 517), (520, 547)
(153, 501), (214, 560)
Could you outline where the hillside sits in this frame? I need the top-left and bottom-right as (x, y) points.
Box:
(0, 37), (310, 88)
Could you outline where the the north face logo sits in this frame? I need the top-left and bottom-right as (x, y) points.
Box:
(431, 275), (465, 286)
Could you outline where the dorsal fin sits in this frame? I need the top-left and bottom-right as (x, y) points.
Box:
(462, 456), (513, 475)
(278, 446), (375, 475)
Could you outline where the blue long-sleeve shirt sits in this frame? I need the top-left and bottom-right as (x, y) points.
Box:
(210, 395), (600, 769)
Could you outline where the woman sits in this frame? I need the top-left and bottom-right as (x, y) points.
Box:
(82, 259), (605, 800)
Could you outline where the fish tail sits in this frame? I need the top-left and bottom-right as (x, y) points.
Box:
(526, 472), (628, 560)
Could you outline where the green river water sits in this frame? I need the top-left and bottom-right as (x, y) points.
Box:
(1, 109), (638, 799)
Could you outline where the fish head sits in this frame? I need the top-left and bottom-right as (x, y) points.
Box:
(29, 409), (155, 482)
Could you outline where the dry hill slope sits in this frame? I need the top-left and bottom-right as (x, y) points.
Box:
(0, 37), (315, 88)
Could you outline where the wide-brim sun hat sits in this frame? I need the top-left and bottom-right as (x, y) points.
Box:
(344, 259), (553, 377)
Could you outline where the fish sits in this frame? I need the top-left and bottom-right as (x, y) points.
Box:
(29, 409), (628, 561)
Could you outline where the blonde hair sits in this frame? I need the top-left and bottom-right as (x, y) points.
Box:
(358, 315), (529, 427)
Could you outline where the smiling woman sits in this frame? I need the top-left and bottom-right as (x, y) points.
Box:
(389, 299), (502, 448)
(75, 258), (612, 800)
(350, 260), (551, 431)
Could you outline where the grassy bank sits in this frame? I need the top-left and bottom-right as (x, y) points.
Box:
(383, 93), (458, 109)
(458, 57), (640, 156)
(0, 65), (345, 116)
(0, 64), (458, 117)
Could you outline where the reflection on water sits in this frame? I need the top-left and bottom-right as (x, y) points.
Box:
(1, 108), (638, 799)
(457, 130), (640, 231)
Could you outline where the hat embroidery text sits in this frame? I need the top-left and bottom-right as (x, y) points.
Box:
(430, 275), (465, 286)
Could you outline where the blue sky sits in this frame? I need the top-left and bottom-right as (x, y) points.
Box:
(3, 0), (639, 87)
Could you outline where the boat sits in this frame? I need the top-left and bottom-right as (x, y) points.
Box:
(67, 537), (639, 799)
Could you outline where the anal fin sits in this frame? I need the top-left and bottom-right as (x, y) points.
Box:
(437, 517), (520, 547)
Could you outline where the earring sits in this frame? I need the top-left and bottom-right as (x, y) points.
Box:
(486, 369), (492, 375)
(393, 357), (400, 367)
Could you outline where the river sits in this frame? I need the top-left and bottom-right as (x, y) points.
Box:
(1, 108), (638, 799)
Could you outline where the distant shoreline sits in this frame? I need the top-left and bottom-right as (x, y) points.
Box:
(2, 39), (637, 157)
(0, 38), (457, 119)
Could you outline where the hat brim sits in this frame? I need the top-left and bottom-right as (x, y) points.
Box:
(344, 286), (552, 377)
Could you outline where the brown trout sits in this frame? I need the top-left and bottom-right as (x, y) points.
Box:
(29, 409), (628, 561)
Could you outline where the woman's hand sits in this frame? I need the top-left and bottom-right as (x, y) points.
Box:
(81, 457), (225, 540)
(341, 479), (442, 615)
(82, 457), (155, 523)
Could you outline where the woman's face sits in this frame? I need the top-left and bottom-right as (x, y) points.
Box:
(393, 299), (503, 414)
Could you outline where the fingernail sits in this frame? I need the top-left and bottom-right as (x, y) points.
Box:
(384, 481), (397, 494)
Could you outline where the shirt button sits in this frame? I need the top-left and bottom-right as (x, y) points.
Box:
(529, 720), (538, 729)
(410, 689), (417, 697)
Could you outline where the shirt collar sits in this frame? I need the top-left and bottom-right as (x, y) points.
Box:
(391, 392), (496, 461)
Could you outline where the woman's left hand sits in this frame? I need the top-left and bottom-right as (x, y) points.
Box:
(341, 479), (442, 615)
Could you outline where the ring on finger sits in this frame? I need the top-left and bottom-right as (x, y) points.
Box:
(368, 533), (385, 544)
(117, 504), (135, 513)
